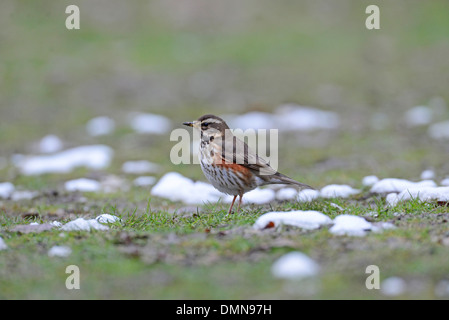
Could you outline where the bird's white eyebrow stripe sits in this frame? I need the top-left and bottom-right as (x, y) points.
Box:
(203, 118), (222, 124)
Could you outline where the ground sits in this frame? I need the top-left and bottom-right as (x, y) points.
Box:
(1, 0), (449, 299)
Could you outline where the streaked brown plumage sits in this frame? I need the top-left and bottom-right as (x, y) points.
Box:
(183, 114), (313, 213)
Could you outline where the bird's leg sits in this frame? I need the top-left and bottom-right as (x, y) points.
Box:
(228, 195), (238, 214)
(236, 193), (243, 213)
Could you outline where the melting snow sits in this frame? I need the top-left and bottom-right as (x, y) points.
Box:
(151, 172), (226, 205)
(39, 135), (63, 153)
(0, 237), (7, 250)
(122, 160), (160, 174)
(329, 214), (377, 237)
(60, 217), (109, 231)
(420, 169), (435, 180)
(271, 252), (320, 280)
(129, 112), (171, 134)
(150, 172), (280, 205)
(86, 116), (115, 136)
(226, 111), (276, 130)
(297, 189), (320, 202)
(404, 106), (433, 127)
(396, 186), (449, 203)
(381, 277), (407, 297)
(253, 210), (332, 230)
(370, 178), (437, 194)
(275, 187), (298, 201)
(133, 176), (156, 187)
(17, 145), (114, 175)
(96, 214), (121, 223)
(320, 184), (360, 198)
(428, 121), (449, 140)
(48, 245), (72, 257)
(239, 188), (275, 205)
(275, 104), (340, 131)
(11, 190), (39, 201)
(65, 178), (102, 192)
(0, 182), (15, 199)
(224, 104), (339, 132)
(362, 175), (379, 187)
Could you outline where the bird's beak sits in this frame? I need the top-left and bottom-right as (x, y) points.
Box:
(183, 120), (200, 128)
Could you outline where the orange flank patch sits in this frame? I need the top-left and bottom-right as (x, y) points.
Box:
(215, 163), (253, 181)
(216, 162), (250, 173)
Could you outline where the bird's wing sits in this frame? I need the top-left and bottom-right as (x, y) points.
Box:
(217, 135), (278, 176)
(217, 134), (314, 189)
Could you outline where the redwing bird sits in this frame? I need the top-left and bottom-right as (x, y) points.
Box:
(183, 114), (313, 213)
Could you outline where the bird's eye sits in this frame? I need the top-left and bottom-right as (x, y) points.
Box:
(202, 122), (210, 127)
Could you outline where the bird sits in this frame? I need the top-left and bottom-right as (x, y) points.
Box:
(183, 114), (313, 214)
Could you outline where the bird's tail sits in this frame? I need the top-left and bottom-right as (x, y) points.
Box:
(268, 172), (315, 190)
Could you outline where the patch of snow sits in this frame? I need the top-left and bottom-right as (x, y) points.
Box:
(17, 145), (114, 175)
(86, 116), (115, 136)
(96, 214), (121, 223)
(404, 106), (433, 127)
(0, 237), (8, 250)
(320, 184), (360, 198)
(428, 121), (449, 140)
(39, 135), (63, 153)
(420, 169), (435, 180)
(226, 112), (276, 130)
(151, 172), (278, 206)
(50, 221), (63, 227)
(223, 104), (339, 132)
(271, 252), (320, 279)
(48, 245), (72, 257)
(370, 178), (437, 194)
(362, 175), (379, 187)
(240, 188), (275, 205)
(396, 186), (449, 203)
(275, 104), (340, 131)
(129, 113), (171, 134)
(385, 193), (400, 207)
(440, 178), (449, 186)
(0, 182), (15, 199)
(11, 190), (39, 201)
(381, 277), (406, 297)
(122, 160), (160, 174)
(329, 214), (374, 237)
(254, 210), (332, 230)
(151, 172), (225, 205)
(133, 176), (156, 187)
(276, 188), (298, 201)
(297, 189), (320, 202)
(60, 218), (109, 231)
(65, 178), (101, 192)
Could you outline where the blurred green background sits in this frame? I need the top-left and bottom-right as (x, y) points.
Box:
(1, 0), (449, 185)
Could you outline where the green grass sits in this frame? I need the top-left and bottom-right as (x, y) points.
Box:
(1, 194), (449, 299)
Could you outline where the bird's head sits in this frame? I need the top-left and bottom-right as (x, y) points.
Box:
(183, 114), (230, 139)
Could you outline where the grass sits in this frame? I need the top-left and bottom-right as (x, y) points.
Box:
(1, 193), (449, 299)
